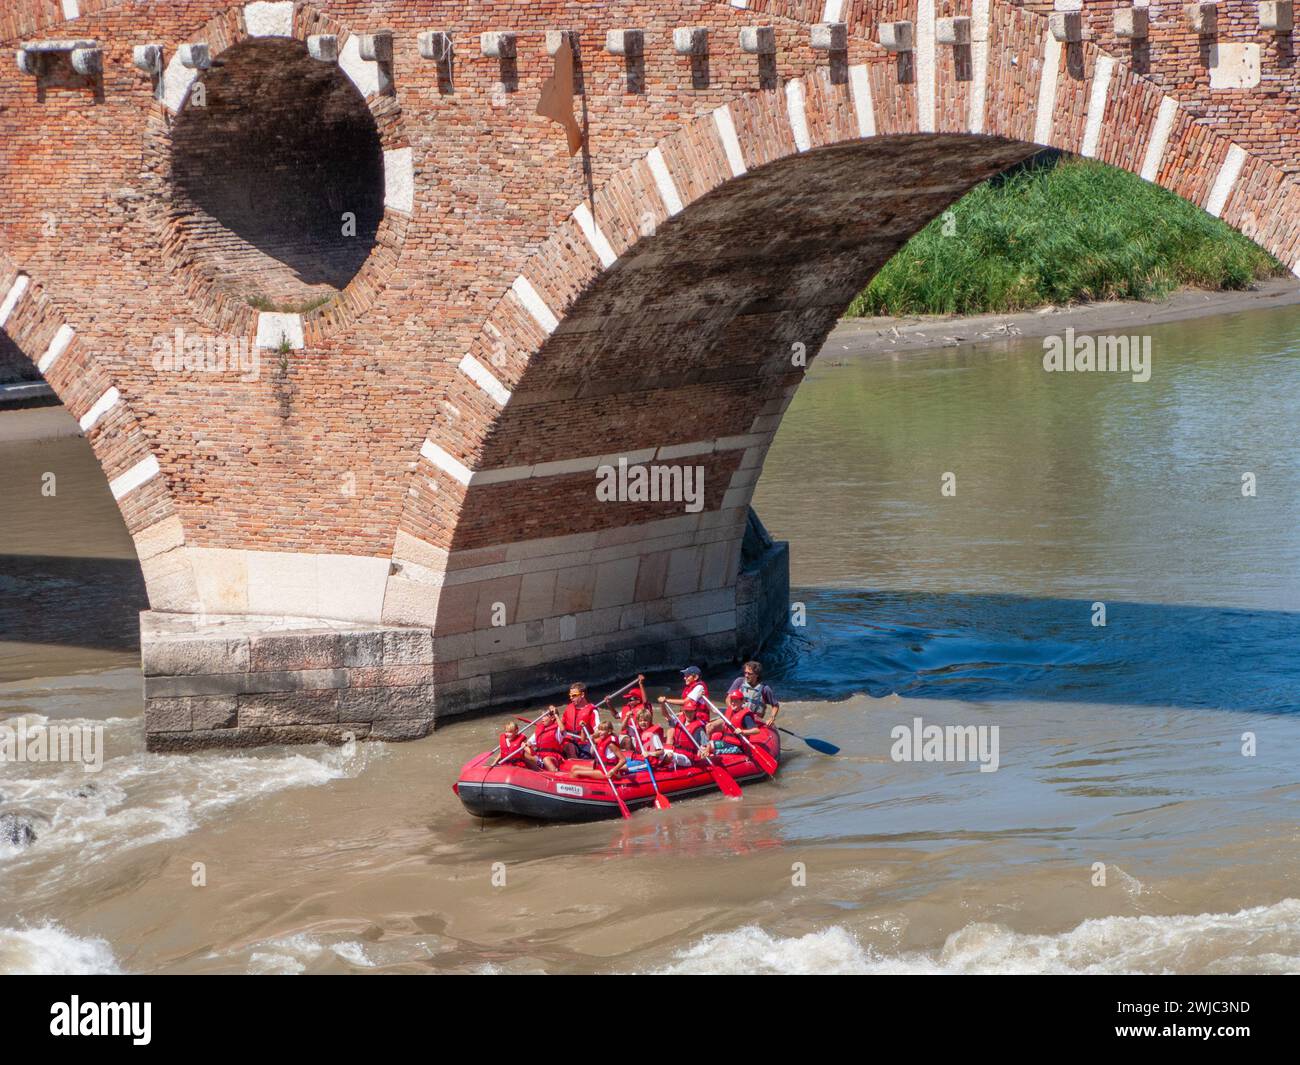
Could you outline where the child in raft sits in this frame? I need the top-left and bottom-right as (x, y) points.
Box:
(618, 676), (648, 750)
(704, 690), (763, 757)
(489, 710), (564, 772)
(567, 720), (628, 780)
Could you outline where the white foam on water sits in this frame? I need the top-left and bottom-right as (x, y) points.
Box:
(654, 900), (1300, 974)
(238, 932), (435, 973)
(0, 716), (380, 878)
(0, 921), (121, 974)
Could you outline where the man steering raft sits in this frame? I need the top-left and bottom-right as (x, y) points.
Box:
(727, 660), (781, 728)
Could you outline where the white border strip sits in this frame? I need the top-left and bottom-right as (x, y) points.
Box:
(646, 147), (684, 216)
(61, 0), (79, 20)
(785, 79), (810, 152)
(849, 64), (876, 138)
(110, 455), (160, 501)
(713, 105), (748, 177)
(79, 386), (120, 432)
(0, 274), (29, 327)
(511, 276), (559, 334)
(1080, 55), (1115, 159)
(37, 324), (74, 374)
(458, 353), (512, 406)
(454, 434), (772, 489)
(917, 0), (937, 133)
(572, 203), (618, 268)
(420, 439), (473, 487)
(969, 0), (990, 134)
(1033, 31), (1062, 146)
(1205, 145), (1247, 219)
(822, 0), (844, 20)
(1140, 97), (1178, 183)
(383, 147), (415, 213)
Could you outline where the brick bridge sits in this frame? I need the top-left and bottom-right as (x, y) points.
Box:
(3, 1), (1298, 750)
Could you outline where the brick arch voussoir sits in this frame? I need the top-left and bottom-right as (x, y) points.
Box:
(0, 257), (191, 609)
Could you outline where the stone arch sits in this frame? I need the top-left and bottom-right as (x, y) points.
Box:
(1, 1), (418, 619)
(386, 1), (1300, 711)
(0, 256), (186, 603)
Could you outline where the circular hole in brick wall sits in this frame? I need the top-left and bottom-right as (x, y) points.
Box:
(169, 39), (385, 314)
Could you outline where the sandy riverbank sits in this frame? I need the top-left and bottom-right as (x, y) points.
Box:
(826, 276), (1300, 360)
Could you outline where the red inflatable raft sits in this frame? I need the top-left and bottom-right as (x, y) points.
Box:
(453, 726), (781, 822)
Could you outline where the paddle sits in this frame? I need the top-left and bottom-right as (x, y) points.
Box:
(595, 675), (644, 712)
(702, 697), (779, 777)
(628, 721), (671, 811)
(582, 726), (632, 820)
(665, 708), (742, 798)
(775, 725), (839, 756)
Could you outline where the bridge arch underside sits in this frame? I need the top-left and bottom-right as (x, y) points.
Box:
(398, 133), (1041, 715)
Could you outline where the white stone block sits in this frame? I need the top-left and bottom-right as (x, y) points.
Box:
(307, 34), (338, 62)
(811, 22), (847, 50)
(178, 43), (210, 69)
(1185, 2), (1218, 33)
(481, 31), (516, 58)
(70, 45), (100, 74)
(1259, 0), (1293, 31)
(255, 312), (305, 350)
(243, 2), (293, 38)
(1209, 42), (1261, 88)
(1114, 7), (1149, 38)
(132, 43), (163, 73)
(740, 26), (776, 54)
(936, 17), (972, 45)
(358, 32), (392, 63)
(606, 29), (644, 56)
(16, 49), (40, 75)
(673, 27), (708, 55)
(1048, 11), (1082, 41)
(879, 21), (914, 52)
(419, 31), (452, 62)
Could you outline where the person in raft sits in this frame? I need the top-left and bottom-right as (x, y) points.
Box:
(618, 675), (648, 749)
(658, 665), (711, 759)
(631, 706), (674, 767)
(559, 682), (601, 759)
(489, 711), (564, 772)
(567, 720), (628, 780)
(727, 660), (781, 727)
(706, 689), (764, 757)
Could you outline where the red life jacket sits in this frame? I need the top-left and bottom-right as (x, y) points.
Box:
(498, 732), (525, 761)
(727, 704), (756, 732)
(562, 700), (597, 740)
(639, 724), (668, 761)
(594, 733), (622, 774)
(620, 703), (642, 731)
(533, 718), (563, 758)
(681, 681), (710, 726)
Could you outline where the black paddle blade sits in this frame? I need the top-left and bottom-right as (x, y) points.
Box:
(803, 736), (840, 756)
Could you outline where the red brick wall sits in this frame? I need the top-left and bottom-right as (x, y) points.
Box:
(2, 0), (1298, 610)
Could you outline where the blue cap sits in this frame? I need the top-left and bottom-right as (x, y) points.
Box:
(680, 665), (701, 677)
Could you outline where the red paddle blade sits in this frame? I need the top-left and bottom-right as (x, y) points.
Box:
(654, 792), (672, 810)
(750, 744), (779, 776)
(711, 765), (743, 798)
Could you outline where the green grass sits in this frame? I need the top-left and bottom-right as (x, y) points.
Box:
(245, 293), (333, 315)
(846, 154), (1285, 318)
